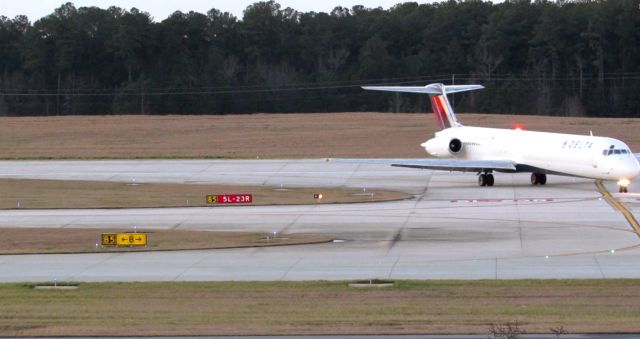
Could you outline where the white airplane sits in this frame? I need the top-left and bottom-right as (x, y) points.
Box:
(341, 83), (640, 193)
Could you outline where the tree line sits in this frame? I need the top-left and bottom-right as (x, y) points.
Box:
(0, 0), (639, 117)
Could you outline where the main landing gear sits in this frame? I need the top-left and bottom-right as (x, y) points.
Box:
(478, 172), (548, 187)
(478, 173), (494, 187)
(531, 173), (547, 186)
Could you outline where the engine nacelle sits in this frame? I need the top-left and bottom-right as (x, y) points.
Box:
(449, 138), (463, 153)
(423, 137), (464, 157)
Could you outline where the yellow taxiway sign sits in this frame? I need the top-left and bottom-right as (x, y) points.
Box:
(101, 233), (147, 246)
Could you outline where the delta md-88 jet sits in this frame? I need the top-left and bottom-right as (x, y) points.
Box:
(344, 83), (640, 193)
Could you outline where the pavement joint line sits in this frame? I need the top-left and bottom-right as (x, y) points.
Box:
(595, 180), (640, 238)
(260, 161), (289, 186)
(187, 162), (216, 183)
(341, 163), (362, 188)
(278, 204), (315, 235)
(70, 251), (123, 281)
(385, 172), (431, 256)
(593, 255), (606, 278)
(512, 174), (525, 255)
(387, 257), (400, 279)
(280, 257), (302, 280)
(173, 251), (215, 281)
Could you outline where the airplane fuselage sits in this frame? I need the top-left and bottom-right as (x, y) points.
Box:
(361, 83), (639, 190)
(423, 126), (640, 181)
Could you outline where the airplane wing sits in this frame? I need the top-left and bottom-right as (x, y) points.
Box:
(331, 158), (517, 173)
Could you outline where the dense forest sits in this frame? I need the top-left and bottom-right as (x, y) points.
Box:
(0, 0), (639, 117)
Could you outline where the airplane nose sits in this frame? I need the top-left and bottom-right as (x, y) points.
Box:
(631, 158), (640, 178)
(623, 157), (640, 179)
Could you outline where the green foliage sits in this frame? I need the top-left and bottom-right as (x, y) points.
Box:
(0, 1), (639, 116)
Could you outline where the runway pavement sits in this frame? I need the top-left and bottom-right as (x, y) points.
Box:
(1, 159), (639, 282)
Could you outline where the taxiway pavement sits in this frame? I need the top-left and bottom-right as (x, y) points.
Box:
(0, 160), (639, 282)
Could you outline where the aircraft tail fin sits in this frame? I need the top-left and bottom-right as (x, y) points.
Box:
(362, 83), (484, 130)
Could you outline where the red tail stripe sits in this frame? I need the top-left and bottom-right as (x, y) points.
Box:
(436, 96), (449, 127)
(429, 96), (445, 129)
(431, 95), (450, 129)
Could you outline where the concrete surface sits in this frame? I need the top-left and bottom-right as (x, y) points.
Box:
(0, 160), (638, 282)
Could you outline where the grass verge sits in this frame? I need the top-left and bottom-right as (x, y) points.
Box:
(0, 228), (331, 254)
(0, 179), (410, 209)
(0, 280), (638, 336)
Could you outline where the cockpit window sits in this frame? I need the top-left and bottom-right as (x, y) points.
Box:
(603, 148), (631, 156)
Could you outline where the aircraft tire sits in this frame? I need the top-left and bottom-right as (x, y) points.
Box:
(539, 174), (547, 185)
(531, 173), (546, 186)
(478, 174), (486, 187)
(530, 173), (539, 185)
(486, 174), (495, 186)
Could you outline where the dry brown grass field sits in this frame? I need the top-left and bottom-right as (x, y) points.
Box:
(2, 113), (639, 159)
(1, 280), (639, 336)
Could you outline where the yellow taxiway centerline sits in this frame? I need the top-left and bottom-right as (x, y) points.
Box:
(595, 179), (640, 237)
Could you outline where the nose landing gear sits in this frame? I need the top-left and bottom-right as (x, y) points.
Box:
(531, 173), (547, 186)
(617, 179), (630, 193)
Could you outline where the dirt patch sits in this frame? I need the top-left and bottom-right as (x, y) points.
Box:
(0, 280), (639, 336)
(0, 228), (331, 254)
(0, 179), (410, 210)
(1, 113), (638, 159)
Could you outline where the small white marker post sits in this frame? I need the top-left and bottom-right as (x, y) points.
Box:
(273, 231), (277, 239)
(16, 201), (20, 208)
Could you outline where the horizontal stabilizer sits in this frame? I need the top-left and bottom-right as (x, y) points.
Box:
(362, 84), (484, 95)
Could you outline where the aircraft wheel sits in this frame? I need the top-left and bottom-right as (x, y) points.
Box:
(620, 186), (628, 193)
(478, 174), (486, 187)
(486, 174), (495, 187)
(530, 173), (539, 185)
(539, 174), (547, 185)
